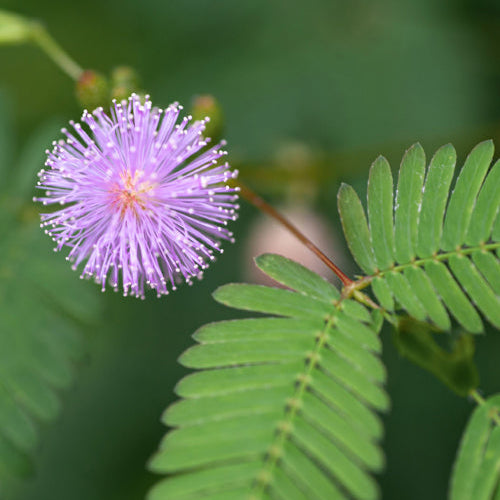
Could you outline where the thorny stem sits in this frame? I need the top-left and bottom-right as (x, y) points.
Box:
(30, 22), (83, 81)
(237, 182), (353, 287)
(469, 389), (500, 426)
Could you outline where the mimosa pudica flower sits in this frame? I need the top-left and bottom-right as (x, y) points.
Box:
(36, 94), (239, 298)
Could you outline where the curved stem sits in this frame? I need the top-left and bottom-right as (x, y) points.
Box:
(30, 22), (83, 81)
(237, 182), (353, 286)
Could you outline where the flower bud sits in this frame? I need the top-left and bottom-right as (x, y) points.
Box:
(110, 66), (141, 102)
(75, 70), (109, 110)
(190, 94), (224, 142)
(0, 10), (33, 45)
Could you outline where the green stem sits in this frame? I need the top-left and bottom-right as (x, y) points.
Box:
(469, 389), (500, 426)
(29, 21), (83, 81)
(373, 243), (500, 280)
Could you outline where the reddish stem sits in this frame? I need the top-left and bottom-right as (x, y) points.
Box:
(237, 183), (353, 286)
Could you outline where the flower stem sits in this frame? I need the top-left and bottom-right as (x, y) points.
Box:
(30, 21), (83, 81)
(237, 182), (353, 286)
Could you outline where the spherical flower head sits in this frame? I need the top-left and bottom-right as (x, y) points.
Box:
(35, 94), (239, 298)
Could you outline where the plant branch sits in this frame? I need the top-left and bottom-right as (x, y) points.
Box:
(237, 182), (353, 286)
(30, 21), (83, 81)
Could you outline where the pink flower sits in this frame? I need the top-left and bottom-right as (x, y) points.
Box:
(36, 94), (239, 298)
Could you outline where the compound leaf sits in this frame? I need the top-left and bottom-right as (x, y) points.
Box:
(450, 394), (500, 500)
(149, 254), (388, 500)
(339, 140), (500, 333)
(0, 113), (100, 492)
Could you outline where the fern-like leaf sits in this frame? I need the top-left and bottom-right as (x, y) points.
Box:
(450, 394), (500, 500)
(338, 140), (500, 333)
(148, 254), (389, 500)
(0, 112), (100, 492)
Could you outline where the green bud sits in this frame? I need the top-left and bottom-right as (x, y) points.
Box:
(393, 317), (479, 397)
(190, 94), (224, 142)
(75, 70), (109, 111)
(110, 66), (141, 102)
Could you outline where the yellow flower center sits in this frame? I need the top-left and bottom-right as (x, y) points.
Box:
(110, 170), (155, 216)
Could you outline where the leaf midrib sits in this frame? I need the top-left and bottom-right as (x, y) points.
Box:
(367, 242), (500, 279)
(248, 299), (345, 499)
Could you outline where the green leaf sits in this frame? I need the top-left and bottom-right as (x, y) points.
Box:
(471, 426), (500, 500)
(340, 300), (373, 324)
(148, 463), (261, 500)
(371, 277), (394, 311)
(280, 441), (342, 500)
(271, 467), (311, 500)
(449, 254), (500, 328)
(494, 209), (500, 243)
(0, 10), (33, 45)
(416, 143), (456, 258)
(175, 363), (303, 398)
(394, 143), (426, 264)
(0, 225), (98, 488)
(339, 140), (500, 333)
(149, 254), (388, 500)
(292, 418), (379, 500)
(255, 253), (340, 301)
(0, 435), (32, 480)
(0, 385), (36, 453)
(466, 159), (500, 246)
(0, 118), (101, 489)
(385, 272), (426, 321)
(193, 317), (321, 344)
(450, 394), (500, 500)
(180, 338), (308, 368)
(310, 369), (384, 440)
(404, 266), (450, 330)
(164, 385), (291, 426)
(325, 328), (386, 383)
(441, 140), (494, 251)
(367, 156), (394, 270)
(334, 312), (382, 352)
(151, 414), (278, 472)
(425, 261), (483, 333)
(472, 251), (500, 295)
(319, 348), (389, 411)
(213, 284), (331, 320)
(338, 183), (377, 274)
(300, 391), (384, 471)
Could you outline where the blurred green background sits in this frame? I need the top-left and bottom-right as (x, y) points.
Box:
(1, 0), (500, 498)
